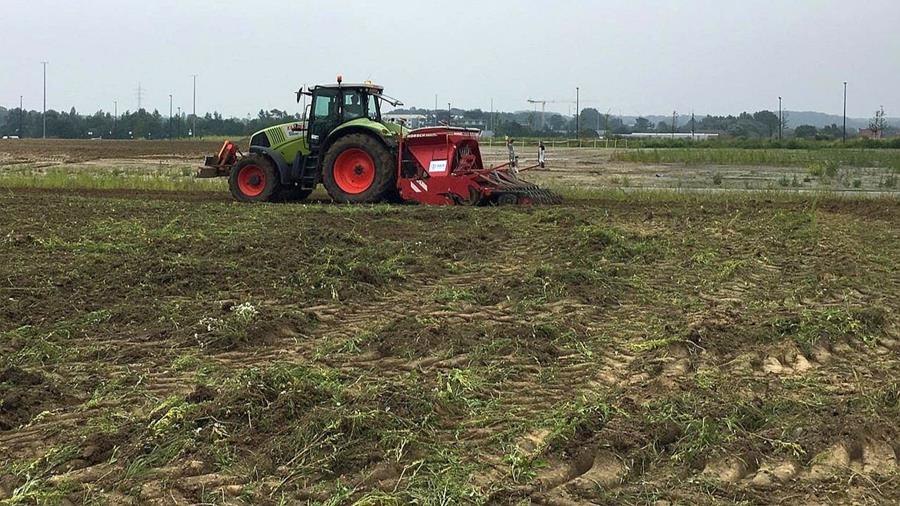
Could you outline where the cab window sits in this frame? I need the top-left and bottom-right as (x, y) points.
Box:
(312, 89), (338, 120)
(343, 90), (364, 120)
(367, 94), (380, 121)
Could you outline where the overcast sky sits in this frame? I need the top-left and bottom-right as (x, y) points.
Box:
(2, 0), (898, 119)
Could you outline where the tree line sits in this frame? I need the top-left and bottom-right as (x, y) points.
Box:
(0, 107), (300, 139)
(0, 104), (894, 141)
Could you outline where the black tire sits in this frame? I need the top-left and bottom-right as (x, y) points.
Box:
(496, 193), (519, 206)
(274, 184), (313, 202)
(322, 134), (396, 204)
(229, 156), (279, 202)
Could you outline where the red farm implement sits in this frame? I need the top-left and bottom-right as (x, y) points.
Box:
(198, 80), (560, 205)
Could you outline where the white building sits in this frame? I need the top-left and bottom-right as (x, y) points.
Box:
(383, 113), (428, 129)
(622, 132), (719, 141)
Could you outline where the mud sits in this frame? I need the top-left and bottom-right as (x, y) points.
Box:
(0, 175), (897, 504)
(0, 367), (66, 431)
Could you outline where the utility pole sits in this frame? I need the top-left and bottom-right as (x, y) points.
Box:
(575, 87), (580, 139)
(113, 100), (117, 138)
(691, 112), (695, 140)
(19, 95), (24, 138)
(137, 82), (143, 110)
(192, 74), (198, 137)
(778, 96), (783, 140)
(41, 61), (48, 139)
(448, 102), (452, 127)
(434, 94), (438, 126)
(169, 94), (173, 139)
(842, 82), (847, 143)
(672, 110), (677, 137)
(489, 98), (493, 132)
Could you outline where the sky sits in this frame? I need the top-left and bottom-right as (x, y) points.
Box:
(2, 0), (898, 119)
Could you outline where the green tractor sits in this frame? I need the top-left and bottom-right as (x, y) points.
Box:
(201, 79), (561, 206)
(200, 78), (405, 203)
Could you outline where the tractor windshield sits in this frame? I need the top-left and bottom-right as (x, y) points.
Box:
(366, 93), (380, 121)
(343, 90), (365, 120)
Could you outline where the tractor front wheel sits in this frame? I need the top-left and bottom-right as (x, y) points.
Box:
(229, 156), (278, 202)
(322, 134), (395, 204)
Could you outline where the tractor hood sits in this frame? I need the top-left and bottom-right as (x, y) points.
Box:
(330, 117), (408, 141)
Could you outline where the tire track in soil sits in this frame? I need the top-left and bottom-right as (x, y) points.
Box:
(3, 233), (591, 501)
(135, 235), (593, 501)
(486, 247), (899, 503)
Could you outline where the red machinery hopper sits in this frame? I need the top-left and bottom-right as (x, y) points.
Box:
(398, 127), (561, 206)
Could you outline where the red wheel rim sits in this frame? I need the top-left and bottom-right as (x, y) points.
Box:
(333, 148), (376, 194)
(237, 165), (266, 197)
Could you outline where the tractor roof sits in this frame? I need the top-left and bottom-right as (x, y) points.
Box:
(314, 83), (385, 92)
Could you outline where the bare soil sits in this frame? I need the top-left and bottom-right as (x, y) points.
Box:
(0, 141), (898, 505)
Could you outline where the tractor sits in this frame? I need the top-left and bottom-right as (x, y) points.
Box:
(199, 78), (560, 205)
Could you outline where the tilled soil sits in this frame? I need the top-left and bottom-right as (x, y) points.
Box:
(0, 139), (225, 164)
(0, 189), (898, 505)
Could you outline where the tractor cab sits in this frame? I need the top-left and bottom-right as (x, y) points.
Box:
(300, 78), (402, 150)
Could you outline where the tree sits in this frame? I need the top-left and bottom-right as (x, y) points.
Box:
(655, 121), (670, 133)
(547, 114), (566, 132)
(633, 117), (652, 132)
(753, 110), (780, 137)
(870, 106), (887, 137)
(794, 125), (818, 139)
(580, 108), (601, 131)
(819, 123), (842, 139)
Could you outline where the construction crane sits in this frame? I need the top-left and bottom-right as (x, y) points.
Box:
(527, 99), (574, 130)
(528, 98), (606, 131)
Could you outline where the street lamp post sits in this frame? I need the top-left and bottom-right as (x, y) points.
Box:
(192, 74), (198, 137)
(575, 87), (580, 140)
(489, 98), (493, 133)
(778, 96), (783, 140)
(41, 61), (48, 139)
(842, 82), (848, 143)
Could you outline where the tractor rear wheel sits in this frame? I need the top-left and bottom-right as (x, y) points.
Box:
(322, 134), (395, 204)
(229, 156), (278, 202)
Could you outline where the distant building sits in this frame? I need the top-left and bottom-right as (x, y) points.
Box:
(383, 113), (427, 129)
(858, 128), (883, 140)
(621, 132), (719, 141)
(454, 118), (487, 129)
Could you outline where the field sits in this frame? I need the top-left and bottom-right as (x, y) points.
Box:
(2, 139), (899, 195)
(1, 140), (899, 505)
